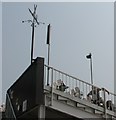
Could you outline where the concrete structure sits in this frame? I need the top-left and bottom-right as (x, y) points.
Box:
(3, 57), (116, 119)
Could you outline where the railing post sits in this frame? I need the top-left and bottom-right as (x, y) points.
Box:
(103, 88), (107, 119)
(91, 85), (94, 104)
(50, 68), (54, 106)
(37, 105), (45, 119)
(47, 66), (50, 86)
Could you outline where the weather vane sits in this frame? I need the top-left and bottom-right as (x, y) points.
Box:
(22, 4), (45, 64)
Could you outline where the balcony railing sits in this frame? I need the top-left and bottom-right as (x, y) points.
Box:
(44, 65), (116, 113)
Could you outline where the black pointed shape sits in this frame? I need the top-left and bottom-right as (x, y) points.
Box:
(28, 8), (33, 16)
(86, 53), (91, 59)
(28, 8), (39, 25)
(46, 24), (51, 44)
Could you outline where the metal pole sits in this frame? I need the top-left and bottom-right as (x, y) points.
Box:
(47, 44), (50, 85)
(90, 54), (94, 104)
(46, 24), (51, 86)
(50, 68), (54, 106)
(86, 53), (93, 85)
(31, 21), (35, 64)
(37, 105), (45, 119)
(103, 89), (107, 119)
(90, 56), (93, 85)
(86, 53), (94, 103)
(23, 5), (45, 64)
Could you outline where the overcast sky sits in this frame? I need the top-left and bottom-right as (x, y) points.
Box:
(2, 2), (114, 104)
(1, 0), (115, 2)
(0, 2), (2, 105)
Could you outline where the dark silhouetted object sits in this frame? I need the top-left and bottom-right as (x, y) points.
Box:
(106, 100), (113, 111)
(86, 53), (91, 59)
(22, 5), (45, 64)
(46, 24), (51, 86)
(46, 24), (51, 44)
(59, 81), (69, 92)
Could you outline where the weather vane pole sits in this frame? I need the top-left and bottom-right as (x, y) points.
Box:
(22, 5), (45, 64)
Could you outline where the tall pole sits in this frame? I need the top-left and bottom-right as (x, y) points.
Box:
(46, 24), (51, 86)
(22, 5), (45, 64)
(90, 55), (93, 85)
(31, 21), (35, 64)
(86, 53), (93, 85)
(86, 53), (94, 104)
(47, 43), (50, 86)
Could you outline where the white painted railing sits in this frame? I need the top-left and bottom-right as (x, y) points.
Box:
(44, 65), (116, 114)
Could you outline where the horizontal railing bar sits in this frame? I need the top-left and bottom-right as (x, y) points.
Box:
(45, 65), (100, 89)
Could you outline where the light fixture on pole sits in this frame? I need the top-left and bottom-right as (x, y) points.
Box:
(86, 53), (93, 85)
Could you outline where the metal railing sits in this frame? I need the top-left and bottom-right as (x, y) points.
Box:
(44, 65), (116, 113)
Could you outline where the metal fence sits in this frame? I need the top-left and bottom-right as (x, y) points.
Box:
(44, 65), (116, 112)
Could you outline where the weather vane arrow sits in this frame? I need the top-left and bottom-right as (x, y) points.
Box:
(22, 4), (45, 64)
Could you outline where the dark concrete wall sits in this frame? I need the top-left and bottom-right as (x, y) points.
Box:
(5, 57), (44, 118)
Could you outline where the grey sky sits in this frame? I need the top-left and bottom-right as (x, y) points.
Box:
(2, 2), (114, 104)
(1, 0), (115, 2)
(0, 2), (2, 105)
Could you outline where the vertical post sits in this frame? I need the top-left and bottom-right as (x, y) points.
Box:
(50, 68), (54, 106)
(23, 5), (45, 64)
(86, 53), (93, 85)
(46, 24), (51, 86)
(103, 89), (107, 119)
(47, 44), (50, 85)
(86, 53), (94, 103)
(90, 56), (93, 85)
(90, 57), (94, 104)
(37, 105), (45, 119)
(31, 21), (35, 64)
